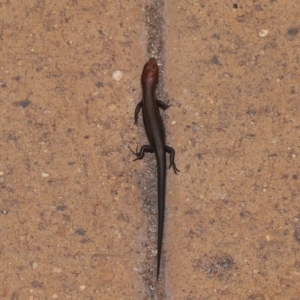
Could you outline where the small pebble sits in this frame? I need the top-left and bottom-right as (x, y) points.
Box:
(259, 29), (269, 37)
(112, 70), (123, 81)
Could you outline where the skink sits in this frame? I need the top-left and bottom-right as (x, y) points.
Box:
(130, 57), (179, 279)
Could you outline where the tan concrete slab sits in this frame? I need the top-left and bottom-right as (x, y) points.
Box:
(1, 0), (300, 299)
(0, 0), (147, 299)
(165, 0), (300, 299)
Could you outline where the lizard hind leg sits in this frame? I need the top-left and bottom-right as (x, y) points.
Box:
(165, 146), (180, 174)
(128, 145), (155, 161)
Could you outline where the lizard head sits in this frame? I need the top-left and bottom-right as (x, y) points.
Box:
(141, 57), (159, 87)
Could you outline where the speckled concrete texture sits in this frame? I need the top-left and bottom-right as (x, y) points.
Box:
(1, 0), (300, 299)
(0, 0), (146, 299)
(165, 0), (300, 299)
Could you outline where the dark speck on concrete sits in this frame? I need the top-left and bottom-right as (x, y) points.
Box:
(75, 228), (86, 236)
(211, 33), (220, 39)
(246, 109), (256, 117)
(283, 229), (289, 235)
(294, 228), (300, 242)
(15, 99), (31, 108)
(56, 205), (67, 212)
(197, 153), (202, 159)
(294, 260), (300, 272)
(217, 256), (234, 269)
(194, 252), (235, 278)
(96, 81), (103, 88)
(287, 28), (299, 36)
(211, 55), (221, 65)
(81, 238), (92, 243)
(31, 281), (42, 288)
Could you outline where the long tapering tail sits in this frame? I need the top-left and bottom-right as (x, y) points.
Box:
(156, 152), (166, 280)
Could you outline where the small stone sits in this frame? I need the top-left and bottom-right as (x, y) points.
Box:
(112, 70), (123, 81)
(42, 172), (50, 178)
(259, 29), (269, 37)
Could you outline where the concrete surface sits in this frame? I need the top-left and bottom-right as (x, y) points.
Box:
(0, 0), (145, 299)
(0, 0), (300, 299)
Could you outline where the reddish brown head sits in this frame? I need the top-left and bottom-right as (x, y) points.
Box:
(141, 57), (159, 87)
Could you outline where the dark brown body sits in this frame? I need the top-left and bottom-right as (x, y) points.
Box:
(130, 58), (179, 279)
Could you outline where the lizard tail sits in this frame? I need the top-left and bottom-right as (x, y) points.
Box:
(156, 153), (166, 280)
